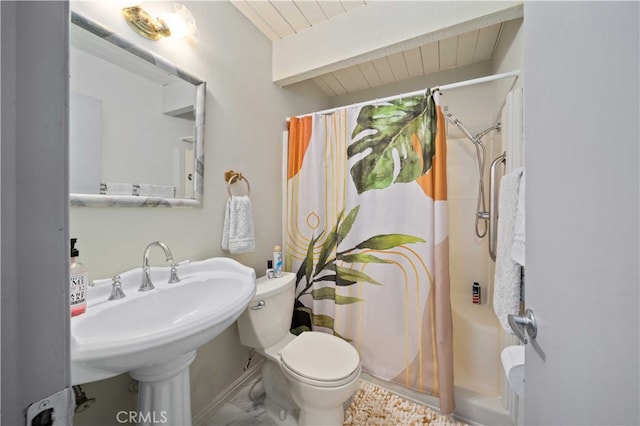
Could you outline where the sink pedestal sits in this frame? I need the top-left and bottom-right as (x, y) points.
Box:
(130, 351), (197, 426)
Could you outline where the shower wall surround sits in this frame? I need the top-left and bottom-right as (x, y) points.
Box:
(69, 1), (329, 424)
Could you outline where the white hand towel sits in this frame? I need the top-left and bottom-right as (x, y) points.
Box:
(103, 182), (134, 196)
(221, 195), (255, 254)
(511, 169), (525, 267)
(138, 183), (176, 198)
(493, 167), (524, 333)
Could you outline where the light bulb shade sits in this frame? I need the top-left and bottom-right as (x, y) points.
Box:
(169, 3), (199, 42)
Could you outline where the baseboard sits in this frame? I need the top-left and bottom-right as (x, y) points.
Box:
(192, 358), (265, 426)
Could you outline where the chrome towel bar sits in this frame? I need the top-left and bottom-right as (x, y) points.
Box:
(489, 153), (506, 261)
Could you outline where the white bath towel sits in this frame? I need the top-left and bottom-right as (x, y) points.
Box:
(221, 195), (255, 254)
(493, 167), (524, 333)
(511, 169), (525, 267)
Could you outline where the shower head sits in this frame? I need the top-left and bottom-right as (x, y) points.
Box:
(445, 113), (501, 145)
(445, 113), (477, 143)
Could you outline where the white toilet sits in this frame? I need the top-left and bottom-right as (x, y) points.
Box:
(237, 272), (361, 426)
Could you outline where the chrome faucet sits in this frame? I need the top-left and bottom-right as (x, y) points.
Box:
(139, 241), (180, 291)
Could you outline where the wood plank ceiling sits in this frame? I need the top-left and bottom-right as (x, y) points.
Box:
(232, 1), (504, 96)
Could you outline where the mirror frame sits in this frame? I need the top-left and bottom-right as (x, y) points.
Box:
(69, 12), (205, 208)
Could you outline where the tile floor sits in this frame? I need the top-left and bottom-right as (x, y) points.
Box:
(205, 377), (277, 426)
(206, 376), (355, 426)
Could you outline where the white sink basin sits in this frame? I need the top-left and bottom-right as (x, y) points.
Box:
(71, 257), (256, 385)
(501, 345), (525, 397)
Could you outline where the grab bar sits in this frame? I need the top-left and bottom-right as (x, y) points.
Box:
(489, 153), (506, 261)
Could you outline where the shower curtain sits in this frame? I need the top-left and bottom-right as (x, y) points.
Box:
(285, 93), (454, 414)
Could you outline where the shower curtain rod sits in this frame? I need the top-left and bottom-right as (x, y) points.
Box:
(297, 70), (520, 118)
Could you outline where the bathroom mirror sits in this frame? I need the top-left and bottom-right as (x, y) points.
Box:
(69, 12), (205, 207)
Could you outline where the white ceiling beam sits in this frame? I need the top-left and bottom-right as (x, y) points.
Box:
(272, 1), (523, 86)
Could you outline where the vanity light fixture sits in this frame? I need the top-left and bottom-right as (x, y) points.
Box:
(122, 5), (171, 40)
(121, 3), (198, 42)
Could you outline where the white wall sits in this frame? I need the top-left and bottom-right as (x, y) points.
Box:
(69, 2), (329, 424)
(448, 131), (503, 397)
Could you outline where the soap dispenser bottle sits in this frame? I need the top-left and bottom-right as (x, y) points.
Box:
(70, 238), (88, 316)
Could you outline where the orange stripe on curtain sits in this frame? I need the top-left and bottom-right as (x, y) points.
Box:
(288, 116), (313, 180)
(413, 104), (447, 200)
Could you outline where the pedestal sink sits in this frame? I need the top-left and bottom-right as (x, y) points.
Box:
(71, 257), (256, 425)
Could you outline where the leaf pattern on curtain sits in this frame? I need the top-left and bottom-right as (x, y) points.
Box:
(348, 94), (437, 194)
(291, 205), (425, 339)
(289, 93), (441, 338)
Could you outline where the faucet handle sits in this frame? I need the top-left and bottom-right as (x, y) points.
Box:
(108, 275), (126, 301)
(168, 263), (181, 284)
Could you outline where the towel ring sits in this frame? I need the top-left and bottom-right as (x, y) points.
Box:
(224, 169), (250, 197)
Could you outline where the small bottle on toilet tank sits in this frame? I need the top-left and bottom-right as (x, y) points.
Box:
(267, 260), (275, 279)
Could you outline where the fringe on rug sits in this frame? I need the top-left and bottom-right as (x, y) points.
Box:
(344, 381), (467, 426)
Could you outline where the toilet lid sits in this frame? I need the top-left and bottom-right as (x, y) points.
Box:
(280, 331), (360, 383)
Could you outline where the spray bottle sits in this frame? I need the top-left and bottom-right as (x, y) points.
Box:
(273, 245), (283, 278)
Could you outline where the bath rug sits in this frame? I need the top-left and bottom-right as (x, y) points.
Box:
(344, 381), (466, 426)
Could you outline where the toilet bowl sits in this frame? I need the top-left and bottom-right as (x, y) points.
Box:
(237, 273), (361, 426)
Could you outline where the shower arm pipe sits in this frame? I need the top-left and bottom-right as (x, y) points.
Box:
(292, 70), (520, 118)
(489, 153), (506, 261)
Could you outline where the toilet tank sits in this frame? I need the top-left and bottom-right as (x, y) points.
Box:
(237, 272), (296, 349)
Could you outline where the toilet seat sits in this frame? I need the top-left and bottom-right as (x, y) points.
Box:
(279, 331), (360, 388)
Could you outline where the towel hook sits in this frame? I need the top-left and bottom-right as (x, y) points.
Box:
(224, 169), (250, 197)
